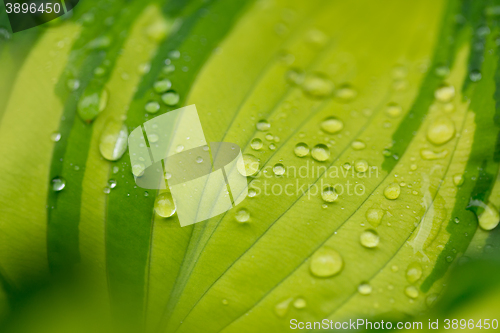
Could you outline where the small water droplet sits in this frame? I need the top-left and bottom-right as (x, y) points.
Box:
(386, 103), (402, 117)
(366, 208), (384, 227)
(358, 283), (372, 295)
(154, 79), (172, 93)
(52, 177), (66, 192)
(256, 119), (271, 131)
(469, 70), (482, 82)
(285, 68), (305, 85)
(146, 19), (170, 42)
(310, 247), (343, 277)
(67, 78), (80, 91)
(51, 132), (61, 142)
(99, 120), (128, 161)
(335, 84), (357, 102)
(320, 117), (343, 134)
(453, 174), (464, 186)
(405, 286), (419, 299)
(354, 159), (369, 172)
(196, 156), (203, 163)
(161, 91), (179, 105)
(302, 73), (334, 98)
(321, 186), (338, 202)
(145, 101), (161, 114)
(273, 163), (285, 176)
(237, 154), (260, 176)
(108, 179), (117, 189)
(311, 144), (330, 161)
(294, 142), (310, 157)
(132, 163), (146, 177)
(155, 192), (176, 218)
(360, 229), (379, 248)
(435, 84), (455, 102)
(274, 298), (293, 317)
(235, 208), (250, 222)
(250, 138), (263, 150)
(248, 188), (257, 198)
(293, 298), (307, 309)
(351, 140), (366, 150)
(384, 183), (401, 200)
(176, 145), (184, 153)
(148, 134), (159, 143)
(406, 263), (422, 283)
(420, 149), (448, 160)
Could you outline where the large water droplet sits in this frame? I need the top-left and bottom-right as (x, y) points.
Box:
(237, 154), (260, 176)
(478, 202), (500, 231)
(250, 138), (263, 150)
(154, 79), (172, 93)
(311, 144), (330, 161)
(434, 84), (455, 102)
(52, 177), (66, 191)
(302, 73), (334, 98)
(453, 174), (464, 186)
(145, 101), (161, 114)
(235, 208), (250, 222)
(360, 229), (379, 248)
(51, 132), (61, 142)
(321, 186), (338, 202)
(310, 247), (343, 277)
(427, 116), (455, 145)
(320, 117), (343, 134)
(384, 183), (401, 200)
(155, 192), (176, 218)
(99, 120), (128, 161)
(294, 142), (310, 157)
(366, 208), (384, 227)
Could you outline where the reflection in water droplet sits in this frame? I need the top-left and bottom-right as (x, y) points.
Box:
(52, 177), (66, 192)
(235, 208), (250, 222)
(256, 119), (271, 131)
(358, 283), (372, 295)
(427, 116), (455, 145)
(99, 120), (128, 161)
(250, 138), (263, 150)
(155, 192), (176, 218)
(311, 144), (330, 161)
(321, 186), (338, 202)
(161, 91), (179, 105)
(360, 230), (379, 248)
(273, 163), (285, 176)
(237, 154), (260, 176)
(51, 132), (61, 142)
(406, 263), (423, 283)
(320, 117), (343, 134)
(384, 183), (401, 200)
(294, 142), (310, 157)
(145, 101), (161, 114)
(310, 247), (343, 277)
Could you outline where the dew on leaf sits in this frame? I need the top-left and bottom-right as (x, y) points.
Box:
(161, 91), (179, 105)
(256, 119), (271, 131)
(235, 208), (250, 222)
(145, 101), (161, 114)
(310, 247), (343, 278)
(384, 183), (401, 200)
(294, 142), (310, 157)
(251, 138), (263, 150)
(273, 163), (285, 176)
(321, 186), (338, 203)
(426, 116), (455, 145)
(354, 159), (369, 172)
(434, 84), (455, 102)
(366, 208), (384, 227)
(360, 229), (379, 248)
(320, 117), (343, 134)
(154, 192), (176, 218)
(52, 177), (66, 192)
(237, 154), (260, 176)
(406, 263), (423, 283)
(99, 120), (128, 161)
(154, 79), (172, 93)
(358, 283), (372, 295)
(302, 73), (334, 98)
(311, 144), (330, 161)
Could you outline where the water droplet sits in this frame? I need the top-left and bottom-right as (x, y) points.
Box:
(99, 120), (128, 161)
(384, 183), (401, 200)
(77, 89), (108, 122)
(256, 119), (271, 131)
(321, 186), (338, 202)
(358, 283), (372, 295)
(274, 298), (293, 317)
(265, 134), (274, 141)
(311, 144), (330, 161)
(293, 298), (307, 309)
(478, 202), (500, 231)
(67, 78), (80, 91)
(176, 145), (184, 152)
(335, 84), (357, 102)
(343, 162), (351, 170)
(469, 70), (482, 82)
(453, 174), (464, 186)
(248, 188), (257, 198)
(420, 149), (448, 160)
(108, 179), (117, 189)
(146, 19), (170, 42)
(162, 64), (175, 75)
(237, 154), (260, 176)
(360, 229), (379, 248)
(161, 91), (179, 105)
(434, 84), (455, 102)
(406, 263), (423, 283)
(154, 79), (172, 93)
(310, 247), (343, 277)
(354, 159), (369, 172)
(103, 186), (111, 194)
(427, 116), (455, 145)
(250, 138), (263, 150)
(51, 132), (61, 142)
(132, 163), (146, 177)
(145, 101), (161, 114)
(196, 156), (203, 163)
(148, 134), (159, 143)
(273, 163), (285, 176)
(285, 68), (305, 85)
(351, 140), (366, 150)
(435, 65), (450, 77)
(405, 286), (419, 299)
(302, 73), (334, 98)
(294, 142), (310, 157)
(52, 177), (66, 191)
(269, 143), (276, 150)
(154, 192), (176, 218)
(320, 117), (343, 134)
(386, 103), (402, 117)
(87, 35), (111, 50)
(366, 208), (384, 227)
(235, 208), (250, 222)
(222, 299), (229, 305)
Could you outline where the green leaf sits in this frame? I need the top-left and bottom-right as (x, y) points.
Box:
(0, 0), (499, 332)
